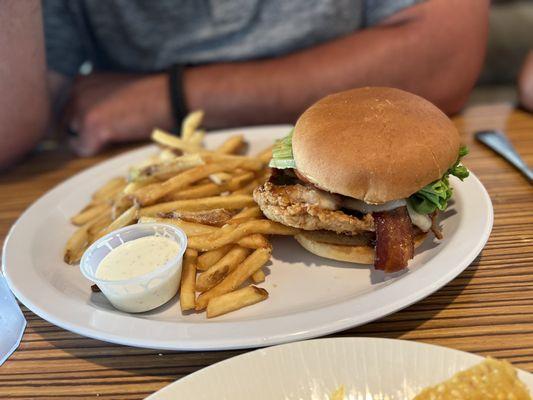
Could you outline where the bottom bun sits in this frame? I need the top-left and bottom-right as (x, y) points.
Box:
(294, 232), (428, 265)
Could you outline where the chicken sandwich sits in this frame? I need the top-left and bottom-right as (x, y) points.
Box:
(253, 87), (469, 272)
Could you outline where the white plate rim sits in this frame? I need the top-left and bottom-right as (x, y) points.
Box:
(2, 125), (493, 350)
(146, 337), (533, 399)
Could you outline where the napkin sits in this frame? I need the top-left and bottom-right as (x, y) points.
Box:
(0, 274), (26, 365)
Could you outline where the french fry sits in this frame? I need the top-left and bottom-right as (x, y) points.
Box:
(132, 163), (256, 206)
(132, 163), (226, 205)
(139, 194), (255, 216)
(158, 148), (179, 162)
(151, 128), (204, 153)
(196, 177), (212, 185)
(64, 223), (90, 264)
(236, 234), (270, 249)
(181, 110), (204, 141)
(231, 206), (263, 220)
(180, 249), (198, 311)
(226, 217), (254, 225)
(167, 172), (255, 200)
(128, 154), (204, 183)
(188, 129), (205, 146)
(138, 217), (218, 235)
(197, 244), (233, 271)
(91, 177), (127, 202)
(251, 269), (266, 283)
(161, 209), (233, 227)
(216, 135), (245, 154)
(87, 212), (113, 237)
(71, 203), (110, 226)
(206, 286), (268, 318)
(228, 172), (256, 188)
(196, 248), (271, 310)
(111, 195), (134, 220)
(123, 178), (157, 195)
(209, 172), (232, 185)
(138, 217), (268, 249)
(132, 164), (225, 206)
(232, 179), (259, 195)
(196, 246), (251, 292)
(165, 181), (229, 200)
(188, 220), (298, 251)
(95, 205), (139, 240)
(201, 153), (263, 171)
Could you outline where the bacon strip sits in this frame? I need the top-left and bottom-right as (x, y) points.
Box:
(430, 211), (443, 240)
(373, 206), (414, 273)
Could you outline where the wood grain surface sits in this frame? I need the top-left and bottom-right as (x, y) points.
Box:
(1, 104), (532, 399)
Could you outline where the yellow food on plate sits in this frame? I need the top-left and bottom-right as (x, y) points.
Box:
(329, 357), (530, 400)
(180, 249), (198, 312)
(196, 245), (251, 292)
(195, 247), (271, 310)
(329, 386), (345, 400)
(206, 285), (268, 318)
(413, 357), (531, 399)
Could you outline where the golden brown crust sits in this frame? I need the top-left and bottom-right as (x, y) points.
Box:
(294, 232), (427, 265)
(253, 182), (374, 234)
(413, 357), (531, 399)
(292, 87), (461, 203)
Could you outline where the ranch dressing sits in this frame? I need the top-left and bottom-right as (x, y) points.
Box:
(96, 236), (180, 281)
(80, 223), (187, 314)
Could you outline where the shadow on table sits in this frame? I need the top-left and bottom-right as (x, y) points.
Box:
(328, 255), (481, 340)
(35, 324), (248, 379)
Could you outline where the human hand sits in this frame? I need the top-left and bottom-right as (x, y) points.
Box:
(64, 72), (173, 156)
(518, 51), (533, 113)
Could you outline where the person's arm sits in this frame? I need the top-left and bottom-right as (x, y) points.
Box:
(518, 51), (533, 112)
(187, 0), (489, 126)
(65, 0), (489, 155)
(0, 0), (49, 169)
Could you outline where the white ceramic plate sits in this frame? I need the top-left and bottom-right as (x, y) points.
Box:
(2, 126), (493, 350)
(145, 337), (533, 399)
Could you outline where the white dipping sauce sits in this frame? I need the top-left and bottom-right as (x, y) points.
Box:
(93, 235), (183, 313)
(96, 236), (180, 281)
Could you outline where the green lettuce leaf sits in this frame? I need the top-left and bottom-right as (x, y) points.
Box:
(269, 129), (296, 169)
(408, 146), (470, 214)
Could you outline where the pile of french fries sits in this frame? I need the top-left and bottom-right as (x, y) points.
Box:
(65, 111), (300, 318)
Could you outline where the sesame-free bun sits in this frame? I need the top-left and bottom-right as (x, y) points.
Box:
(294, 232), (427, 265)
(292, 87), (460, 203)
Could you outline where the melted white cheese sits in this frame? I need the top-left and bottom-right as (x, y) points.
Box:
(342, 197), (432, 232)
(302, 187), (340, 210)
(342, 198), (407, 213)
(406, 202), (432, 232)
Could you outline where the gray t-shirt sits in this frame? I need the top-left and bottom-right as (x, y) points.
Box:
(43, 0), (420, 76)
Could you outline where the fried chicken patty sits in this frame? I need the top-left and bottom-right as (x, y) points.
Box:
(253, 182), (374, 234)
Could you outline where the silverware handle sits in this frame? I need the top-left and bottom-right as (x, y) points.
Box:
(475, 130), (533, 183)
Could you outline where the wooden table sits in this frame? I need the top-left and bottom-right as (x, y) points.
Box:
(1, 104), (532, 399)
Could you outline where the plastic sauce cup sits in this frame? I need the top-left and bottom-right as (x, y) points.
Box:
(80, 223), (187, 313)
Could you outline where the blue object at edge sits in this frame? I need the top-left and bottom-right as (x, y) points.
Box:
(0, 274), (26, 366)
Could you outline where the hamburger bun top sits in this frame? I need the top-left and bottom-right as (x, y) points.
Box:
(292, 87), (461, 203)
